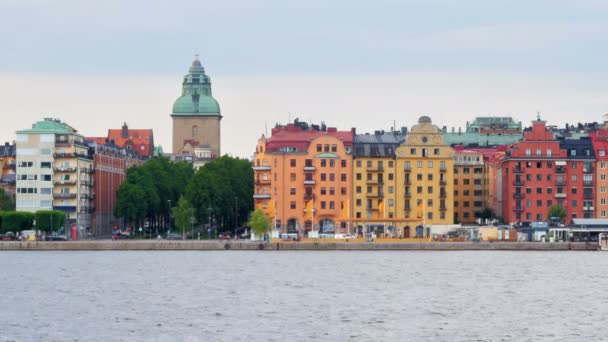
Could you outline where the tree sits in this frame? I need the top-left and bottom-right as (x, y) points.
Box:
(114, 182), (147, 226)
(0, 188), (15, 211)
(1, 211), (34, 233)
(34, 210), (66, 233)
(547, 205), (567, 222)
(247, 208), (272, 240)
(172, 196), (194, 238)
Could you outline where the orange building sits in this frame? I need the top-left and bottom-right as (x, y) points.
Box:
(0, 142), (16, 195)
(253, 120), (353, 237)
(87, 122), (154, 158)
(453, 149), (484, 223)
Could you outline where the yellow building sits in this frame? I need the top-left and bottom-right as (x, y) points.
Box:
(395, 116), (455, 237)
(351, 131), (405, 236)
(453, 149), (485, 223)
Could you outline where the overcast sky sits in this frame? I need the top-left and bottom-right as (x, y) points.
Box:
(1, 0), (607, 157)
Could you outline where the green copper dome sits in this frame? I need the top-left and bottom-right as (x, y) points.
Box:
(171, 56), (221, 116)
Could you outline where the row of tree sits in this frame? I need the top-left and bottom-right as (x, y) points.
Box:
(0, 188), (15, 211)
(114, 156), (253, 233)
(0, 210), (66, 234)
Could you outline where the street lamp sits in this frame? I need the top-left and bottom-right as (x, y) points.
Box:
(207, 207), (212, 240)
(167, 199), (172, 235)
(234, 197), (238, 239)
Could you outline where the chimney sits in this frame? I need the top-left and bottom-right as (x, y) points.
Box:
(122, 122), (129, 139)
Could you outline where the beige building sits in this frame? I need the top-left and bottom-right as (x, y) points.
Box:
(395, 116), (455, 236)
(16, 118), (94, 230)
(171, 56), (221, 157)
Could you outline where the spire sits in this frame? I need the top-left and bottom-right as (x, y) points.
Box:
(189, 54), (205, 74)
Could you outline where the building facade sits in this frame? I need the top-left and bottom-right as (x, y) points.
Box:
(590, 123), (608, 219)
(0, 142), (16, 196)
(253, 120), (353, 236)
(352, 131), (405, 235)
(395, 116), (455, 235)
(444, 116), (522, 147)
(171, 56), (221, 157)
(16, 119), (94, 230)
(453, 149), (485, 223)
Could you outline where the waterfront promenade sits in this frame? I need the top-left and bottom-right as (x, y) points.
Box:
(0, 240), (599, 251)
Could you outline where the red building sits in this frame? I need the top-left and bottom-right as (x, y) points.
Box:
(501, 118), (595, 224)
(87, 122), (154, 158)
(589, 124), (608, 218)
(88, 142), (144, 236)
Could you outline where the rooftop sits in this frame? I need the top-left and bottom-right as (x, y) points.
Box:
(17, 118), (78, 135)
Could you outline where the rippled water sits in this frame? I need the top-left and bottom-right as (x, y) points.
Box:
(1, 251), (608, 341)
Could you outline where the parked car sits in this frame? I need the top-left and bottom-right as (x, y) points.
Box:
(1, 232), (16, 241)
(114, 232), (130, 240)
(166, 233), (182, 240)
(335, 234), (357, 239)
(20, 230), (37, 241)
(45, 235), (67, 241)
(219, 232), (231, 240)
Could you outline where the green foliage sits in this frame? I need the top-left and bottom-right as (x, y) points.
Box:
(0, 188), (15, 211)
(247, 208), (272, 238)
(34, 210), (66, 233)
(186, 156), (253, 229)
(1, 211), (34, 233)
(171, 196), (194, 236)
(547, 205), (567, 221)
(113, 156), (252, 233)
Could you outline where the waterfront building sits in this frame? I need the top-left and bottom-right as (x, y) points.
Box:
(87, 122), (154, 159)
(171, 56), (221, 157)
(444, 116), (522, 147)
(500, 116), (595, 224)
(253, 120), (353, 236)
(0, 142), (16, 196)
(16, 118), (94, 229)
(352, 131), (405, 234)
(395, 116), (455, 236)
(452, 148), (485, 223)
(590, 119), (608, 219)
(85, 140), (144, 236)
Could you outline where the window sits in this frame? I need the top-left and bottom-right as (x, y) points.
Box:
(536, 149), (542, 157)
(537, 188), (542, 194)
(329, 159), (335, 167)
(572, 187), (577, 194)
(537, 200), (542, 207)
(290, 159), (296, 167)
(290, 201), (296, 209)
(434, 148), (440, 155)
(463, 179), (470, 185)
(40, 188), (52, 195)
(547, 149), (552, 157)
(329, 201), (335, 209)
(321, 201), (326, 209)
(331, 144), (337, 152)
(388, 161), (393, 168)
(341, 160), (347, 167)
(321, 173), (327, 181)
(410, 148), (416, 155)
(41, 162), (51, 168)
(341, 187), (347, 195)
(341, 174), (347, 181)
(329, 174), (335, 181)
(356, 160), (361, 168)
(525, 149), (531, 156)
(42, 174), (51, 181)
(192, 125), (198, 136)
(356, 199), (362, 206)
(317, 144), (322, 152)
(356, 186), (361, 193)
(427, 186), (433, 194)
(321, 187), (327, 195)
(356, 173), (361, 180)
(290, 173), (296, 181)
(388, 186), (394, 194)
(572, 175), (577, 182)
(324, 144), (329, 152)
(572, 200), (577, 207)
(427, 161), (433, 168)
(463, 190), (470, 196)
(367, 173), (372, 181)
(427, 174), (433, 181)
(547, 200), (553, 207)
(547, 188), (553, 194)
(321, 159), (327, 167)
(290, 187), (296, 195)
(388, 173), (393, 181)
(417, 161), (423, 168)
(417, 186), (423, 194)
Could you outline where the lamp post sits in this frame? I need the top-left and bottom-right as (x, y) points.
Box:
(234, 197), (238, 239)
(207, 207), (212, 240)
(167, 199), (172, 235)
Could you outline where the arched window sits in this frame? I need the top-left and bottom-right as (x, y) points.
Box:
(192, 125), (198, 137)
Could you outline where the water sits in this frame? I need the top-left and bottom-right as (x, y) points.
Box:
(1, 251), (607, 342)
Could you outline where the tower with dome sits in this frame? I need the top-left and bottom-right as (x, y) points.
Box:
(171, 56), (221, 157)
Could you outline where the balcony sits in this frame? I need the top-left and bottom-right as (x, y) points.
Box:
(556, 167), (566, 173)
(53, 205), (76, 212)
(367, 192), (384, 198)
(440, 166), (447, 172)
(404, 206), (411, 212)
(404, 192), (412, 198)
(583, 167), (594, 174)
(53, 167), (77, 173)
(253, 193), (271, 199)
(54, 193), (76, 199)
(75, 153), (92, 160)
(404, 179), (412, 186)
(584, 193), (594, 199)
(583, 206), (595, 212)
(80, 168), (95, 174)
(252, 165), (271, 171)
(53, 152), (75, 158)
(513, 206), (524, 212)
(513, 167), (524, 173)
(303, 180), (316, 185)
(555, 180), (566, 186)
(583, 181), (593, 186)
(439, 206), (447, 211)
(255, 179), (271, 185)
(555, 193), (566, 198)
(366, 206), (379, 212)
(439, 192), (447, 198)
(366, 180), (384, 185)
(304, 194), (314, 201)
(439, 180), (447, 186)
(513, 193), (525, 199)
(404, 166), (411, 172)
(366, 166), (384, 172)
(513, 180), (525, 186)
(81, 193), (95, 200)
(54, 180), (77, 185)
(303, 166), (316, 171)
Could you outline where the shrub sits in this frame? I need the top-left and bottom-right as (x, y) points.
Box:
(1, 211), (34, 233)
(34, 210), (66, 233)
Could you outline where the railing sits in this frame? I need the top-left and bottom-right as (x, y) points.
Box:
(439, 192), (447, 198)
(366, 206), (379, 211)
(404, 206), (411, 211)
(583, 180), (593, 186)
(556, 167), (566, 173)
(584, 167), (594, 173)
(255, 179), (271, 185)
(53, 180), (77, 185)
(513, 180), (524, 186)
(252, 165), (271, 171)
(404, 192), (412, 198)
(303, 180), (316, 185)
(404, 166), (411, 171)
(366, 180), (384, 185)
(440, 166), (447, 172)
(555, 180), (566, 186)
(54, 193), (76, 199)
(404, 179), (412, 185)
(253, 194), (271, 199)
(303, 166), (316, 171)
(513, 206), (524, 212)
(583, 206), (595, 212)
(81, 180), (94, 187)
(439, 180), (447, 185)
(304, 194), (314, 201)
(513, 193), (525, 199)
(439, 206), (447, 211)
(53, 167), (77, 172)
(53, 152), (75, 158)
(367, 192), (384, 198)
(584, 193), (594, 199)
(555, 193), (566, 198)
(366, 166), (384, 172)
(513, 167), (524, 173)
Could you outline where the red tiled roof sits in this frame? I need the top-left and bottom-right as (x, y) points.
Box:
(266, 124), (353, 152)
(87, 127), (154, 157)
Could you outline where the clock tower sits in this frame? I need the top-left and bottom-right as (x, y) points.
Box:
(171, 56), (222, 156)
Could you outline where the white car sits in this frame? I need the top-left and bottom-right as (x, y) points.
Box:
(334, 234), (357, 239)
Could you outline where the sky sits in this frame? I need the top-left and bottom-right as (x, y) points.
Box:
(0, 0), (607, 158)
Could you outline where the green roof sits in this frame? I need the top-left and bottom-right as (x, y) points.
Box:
(17, 118), (78, 135)
(443, 132), (522, 146)
(171, 57), (221, 116)
(315, 152), (339, 158)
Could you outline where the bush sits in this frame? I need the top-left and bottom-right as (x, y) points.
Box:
(1, 211), (34, 233)
(34, 210), (66, 233)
